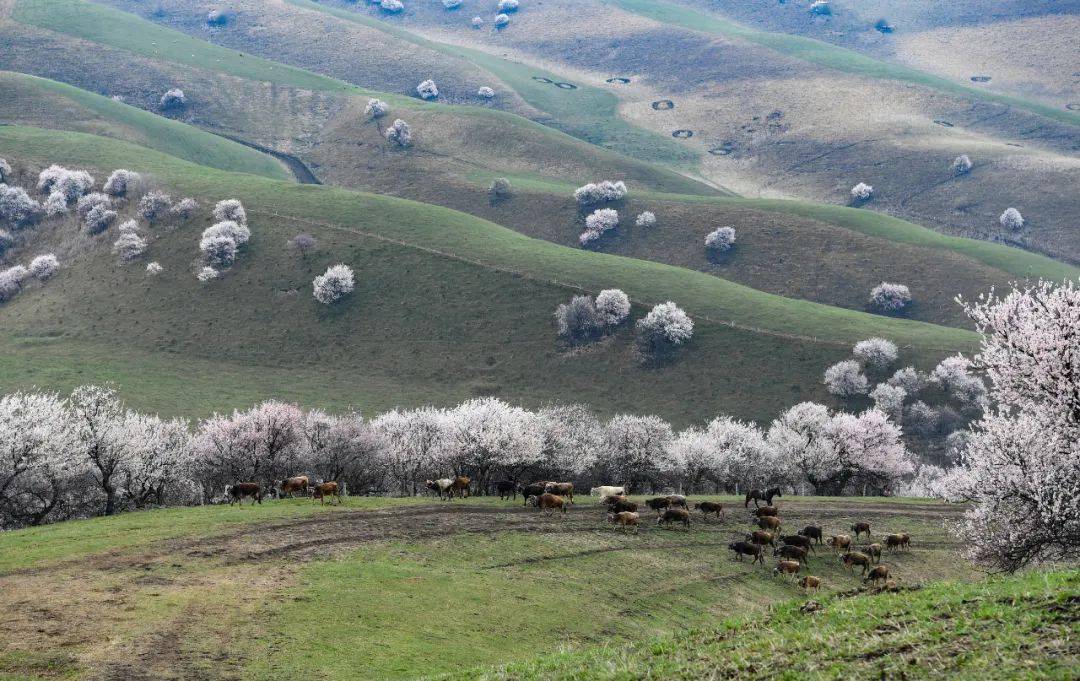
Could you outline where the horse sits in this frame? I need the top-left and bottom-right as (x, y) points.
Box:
(744, 486), (783, 508)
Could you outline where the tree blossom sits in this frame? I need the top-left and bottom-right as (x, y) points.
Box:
(372, 407), (450, 496)
(103, 169), (141, 197)
(138, 191), (172, 222)
(385, 119), (412, 147)
(823, 359), (869, 397)
(200, 234), (238, 269)
(416, 79), (439, 100)
(869, 281), (911, 312)
(477, 86), (495, 99)
(850, 182), (873, 202)
(494, 13), (510, 27)
(869, 383), (906, 421)
(213, 199), (247, 225)
(365, 98), (389, 119)
(635, 302), (693, 360)
(574, 180), (627, 205)
(537, 404), (603, 478)
(113, 232), (149, 262)
(704, 226), (736, 252)
(0, 184), (42, 228)
(443, 398), (544, 491)
(952, 155), (972, 175)
(595, 288), (631, 327)
(635, 211), (656, 228)
(68, 385), (128, 516)
(554, 295), (599, 342)
(443, 0), (462, 8)
(999, 207), (1024, 231)
(471, 16), (484, 28)
(160, 88), (186, 109)
(196, 266), (219, 282)
(599, 414), (674, 492)
(76, 192), (111, 218)
(29, 254), (59, 281)
(852, 337), (898, 372)
(313, 264), (356, 304)
(887, 366), (925, 395)
(203, 220), (251, 245)
(44, 192), (68, 218)
(0, 158), (10, 184)
(146, 262), (164, 276)
(37, 165), (93, 202)
(381, 0), (404, 12)
(498, 0), (519, 11)
(84, 203), (118, 234)
(0, 265), (29, 303)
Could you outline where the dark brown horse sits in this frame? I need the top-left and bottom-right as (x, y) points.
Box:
(744, 486), (782, 508)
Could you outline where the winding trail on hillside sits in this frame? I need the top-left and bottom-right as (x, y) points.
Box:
(210, 132), (320, 185)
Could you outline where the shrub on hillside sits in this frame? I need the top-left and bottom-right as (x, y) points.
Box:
(869, 281), (911, 313)
(823, 359), (869, 397)
(44, 192), (68, 218)
(477, 86), (495, 99)
(489, 178), (512, 199)
(196, 266), (219, 282)
(580, 208), (618, 246)
(471, 16), (484, 28)
(83, 204), (118, 235)
(212, 199), (247, 225)
(113, 232), (148, 262)
(76, 193), (111, 218)
(999, 207), (1024, 231)
(952, 155), (973, 175)
(704, 226), (736, 252)
(498, 0), (519, 11)
(313, 264), (356, 304)
(416, 79), (439, 100)
(138, 191), (172, 223)
(29, 254), (59, 281)
(288, 233), (317, 256)
(0, 158), (11, 184)
(0, 265), (30, 303)
(385, 119), (412, 147)
(852, 337), (898, 372)
(146, 262), (164, 276)
(160, 88), (187, 109)
(365, 98), (389, 119)
(380, 0), (404, 12)
(171, 198), (198, 221)
(635, 211), (656, 228)
(554, 295), (599, 342)
(635, 301), (693, 361)
(103, 169), (141, 197)
(443, 0), (462, 8)
(199, 234), (238, 268)
(574, 180), (627, 205)
(37, 165), (93, 203)
(850, 182), (873, 202)
(0, 184), (43, 229)
(595, 288), (631, 327)
(887, 366), (925, 395)
(494, 13), (510, 27)
(118, 219), (139, 235)
(207, 10), (230, 26)
(870, 383), (906, 421)
(809, 0), (831, 16)
(203, 220), (250, 246)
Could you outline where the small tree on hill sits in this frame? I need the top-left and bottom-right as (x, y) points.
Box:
(385, 119), (412, 147)
(365, 98), (389, 119)
(288, 233), (317, 256)
(850, 182), (873, 203)
(138, 191), (172, 223)
(313, 264), (355, 305)
(823, 359), (869, 397)
(635, 302), (693, 362)
(869, 281), (911, 313)
(999, 207), (1024, 231)
(952, 155), (973, 175)
(416, 79), (439, 100)
(29, 254), (59, 281)
(704, 226), (736, 252)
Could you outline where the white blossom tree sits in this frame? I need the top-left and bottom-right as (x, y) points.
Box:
(573, 180), (627, 205)
(704, 226), (736, 252)
(887, 366), (925, 395)
(416, 79), (439, 100)
(554, 295), (599, 342)
(113, 232), (148, 262)
(117, 413), (194, 508)
(595, 288), (631, 328)
(952, 155), (973, 175)
(381, 0), (404, 12)
(365, 98), (389, 119)
(138, 191), (172, 223)
(494, 13), (510, 27)
(196, 266), (219, 282)
(160, 88), (186, 109)
(635, 301), (693, 361)
(84, 203), (118, 234)
(200, 233), (237, 269)
(443, 398), (544, 492)
(477, 86), (495, 99)
(599, 414), (674, 492)
(498, 0), (519, 11)
(852, 337), (898, 372)
(171, 198), (198, 221)
(213, 199), (247, 225)
(869, 281), (911, 313)
(823, 359), (869, 397)
(68, 385), (128, 516)
(0, 158), (10, 184)
(536, 404), (603, 480)
(146, 262), (164, 276)
(999, 207), (1024, 231)
(471, 16), (484, 28)
(850, 182), (873, 202)
(385, 119), (412, 147)
(29, 254), (59, 281)
(869, 383), (906, 421)
(0, 184), (42, 228)
(103, 170), (141, 197)
(313, 264), (356, 305)
(372, 407), (449, 495)
(635, 211), (656, 228)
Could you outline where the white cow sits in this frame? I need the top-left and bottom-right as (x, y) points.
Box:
(590, 485), (626, 499)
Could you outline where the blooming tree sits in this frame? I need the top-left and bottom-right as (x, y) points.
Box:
(536, 404), (603, 479)
(138, 191), (172, 223)
(84, 203), (118, 234)
(200, 233), (238, 269)
(635, 301), (693, 361)
(103, 169), (141, 197)
(171, 198), (198, 221)
(952, 155), (973, 175)
(0, 265), (29, 303)
(574, 180), (627, 205)
(498, 0), (519, 11)
(313, 264), (356, 304)
(146, 262), (164, 276)
(76, 193), (111, 218)
(381, 0), (404, 12)
(999, 207), (1024, 231)
(494, 13), (510, 27)
(37, 166), (93, 203)
(869, 281), (911, 313)
(113, 232), (149, 262)
(477, 86), (495, 99)
(372, 407), (449, 495)
(850, 182), (873, 202)
(443, 0), (462, 8)
(385, 119), (412, 147)
(288, 233), (317, 256)
(471, 16), (484, 28)
(213, 199), (247, 225)
(595, 288), (631, 327)
(0, 158), (10, 184)
(635, 211), (656, 228)
(160, 88), (186, 109)
(29, 254), (59, 281)
(823, 359), (869, 397)
(196, 266), (219, 282)
(580, 208), (618, 246)
(869, 383), (906, 421)
(417, 79), (439, 100)
(0, 184), (42, 228)
(852, 337), (898, 372)
(599, 414), (674, 492)
(443, 398), (544, 491)
(68, 385), (128, 515)
(554, 295), (599, 342)
(887, 366), (925, 395)
(704, 226), (736, 252)
(365, 98), (389, 119)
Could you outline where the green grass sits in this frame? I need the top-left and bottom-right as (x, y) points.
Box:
(482, 568), (1080, 679)
(611, 0), (1080, 128)
(0, 72), (291, 180)
(284, 0), (702, 168)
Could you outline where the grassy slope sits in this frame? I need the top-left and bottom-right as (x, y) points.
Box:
(0, 71), (291, 180)
(483, 568), (1079, 679)
(611, 0), (1080, 128)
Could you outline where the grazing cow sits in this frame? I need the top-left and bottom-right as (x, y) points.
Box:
(529, 493), (566, 514)
(521, 483), (547, 506)
(609, 511), (639, 532)
(885, 533), (911, 551)
(747, 530), (776, 547)
(775, 544), (809, 564)
(450, 476), (471, 499)
(744, 486), (782, 508)
(601, 494), (628, 507)
(757, 516), (782, 532)
(841, 551), (873, 576)
(851, 522), (871, 539)
(545, 482), (574, 504)
(644, 497), (672, 514)
(865, 565), (890, 586)
(279, 475), (309, 498)
(752, 505), (779, 518)
(657, 507), (690, 529)
(591, 485), (626, 499)
(899, 533), (911, 550)
(312, 481), (341, 505)
(799, 575), (822, 592)
(829, 535), (852, 553)
(728, 541), (764, 565)
(610, 499), (639, 514)
(774, 560), (801, 579)
(864, 543), (883, 563)
(781, 535), (815, 553)
(798, 526), (824, 545)
(228, 483), (262, 506)
(693, 501), (725, 520)
(425, 478), (454, 500)
(495, 480), (517, 500)
(665, 495), (688, 509)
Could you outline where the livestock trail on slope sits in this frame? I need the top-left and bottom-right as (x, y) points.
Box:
(0, 495), (972, 680)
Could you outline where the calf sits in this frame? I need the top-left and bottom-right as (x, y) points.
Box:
(601, 494), (628, 507)
(644, 497), (671, 514)
(899, 533), (911, 550)
(829, 535), (852, 553)
(529, 492), (566, 514)
(841, 551), (873, 576)
(495, 480), (517, 500)
(545, 482), (574, 504)
(312, 481), (341, 505)
(657, 507), (690, 529)
(774, 544), (809, 564)
(521, 483), (547, 506)
(450, 476), (471, 499)
(666, 495), (688, 509)
(693, 501), (725, 520)
(798, 526), (823, 545)
(865, 565), (890, 586)
(757, 516), (782, 532)
(728, 541), (764, 565)
(279, 475), (309, 498)
(798, 575), (822, 592)
(610, 499), (639, 514)
(591, 485), (626, 499)
(864, 543), (883, 563)
(781, 534), (815, 553)
(753, 505), (779, 518)
(228, 483), (262, 506)
(884, 534), (905, 551)
(609, 511), (639, 532)
(425, 478), (454, 500)
(850, 522), (871, 539)
(747, 530), (775, 547)
(774, 560), (801, 579)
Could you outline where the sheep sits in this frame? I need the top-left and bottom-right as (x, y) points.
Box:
(609, 511), (639, 532)
(865, 565), (890, 586)
(757, 516), (782, 532)
(829, 535), (852, 553)
(850, 522), (871, 539)
(797, 525), (824, 545)
(746, 530), (775, 547)
(841, 551), (873, 576)
(864, 543), (883, 563)
(693, 501), (724, 520)
(657, 507), (690, 529)
(752, 505), (779, 518)
(774, 560), (801, 579)
(774, 544), (809, 564)
(798, 575), (821, 592)
(781, 535), (815, 553)
(728, 541), (764, 565)
(590, 485), (626, 499)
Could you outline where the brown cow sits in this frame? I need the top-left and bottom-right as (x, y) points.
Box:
(610, 499), (639, 514)
(228, 483), (262, 506)
(865, 565), (890, 586)
(799, 575), (822, 592)
(665, 495), (688, 509)
(753, 505), (779, 518)
(545, 482), (574, 504)
(601, 494), (628, 507)
(644, 497), (671, 514)
(842, 551), (873, 576)
(312, 481), (341, 505)
(747, 530), (776, 547)
(279, 475), (309, 498)
(450, 476), (471, 499)
(781, 534), (815, 553)
(864, 543), (883, 563)
(757, 516), (782, 532)
(521, 483), (547, 506)
(829, 535), (852, 553)
(609, 511), (640, 532)
(529, 493), (566, 514)
(774, 560), (801, 579)
(775, 544), (809, 564)
(693, 501), (725, 520)
(657, 507), (690, 529)
(851, 522), (871, 539)
(728, 541), (764, 565)
(798, 526), (824, 545)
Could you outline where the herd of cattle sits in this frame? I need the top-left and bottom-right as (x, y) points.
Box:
(227, 476), (911, 591)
